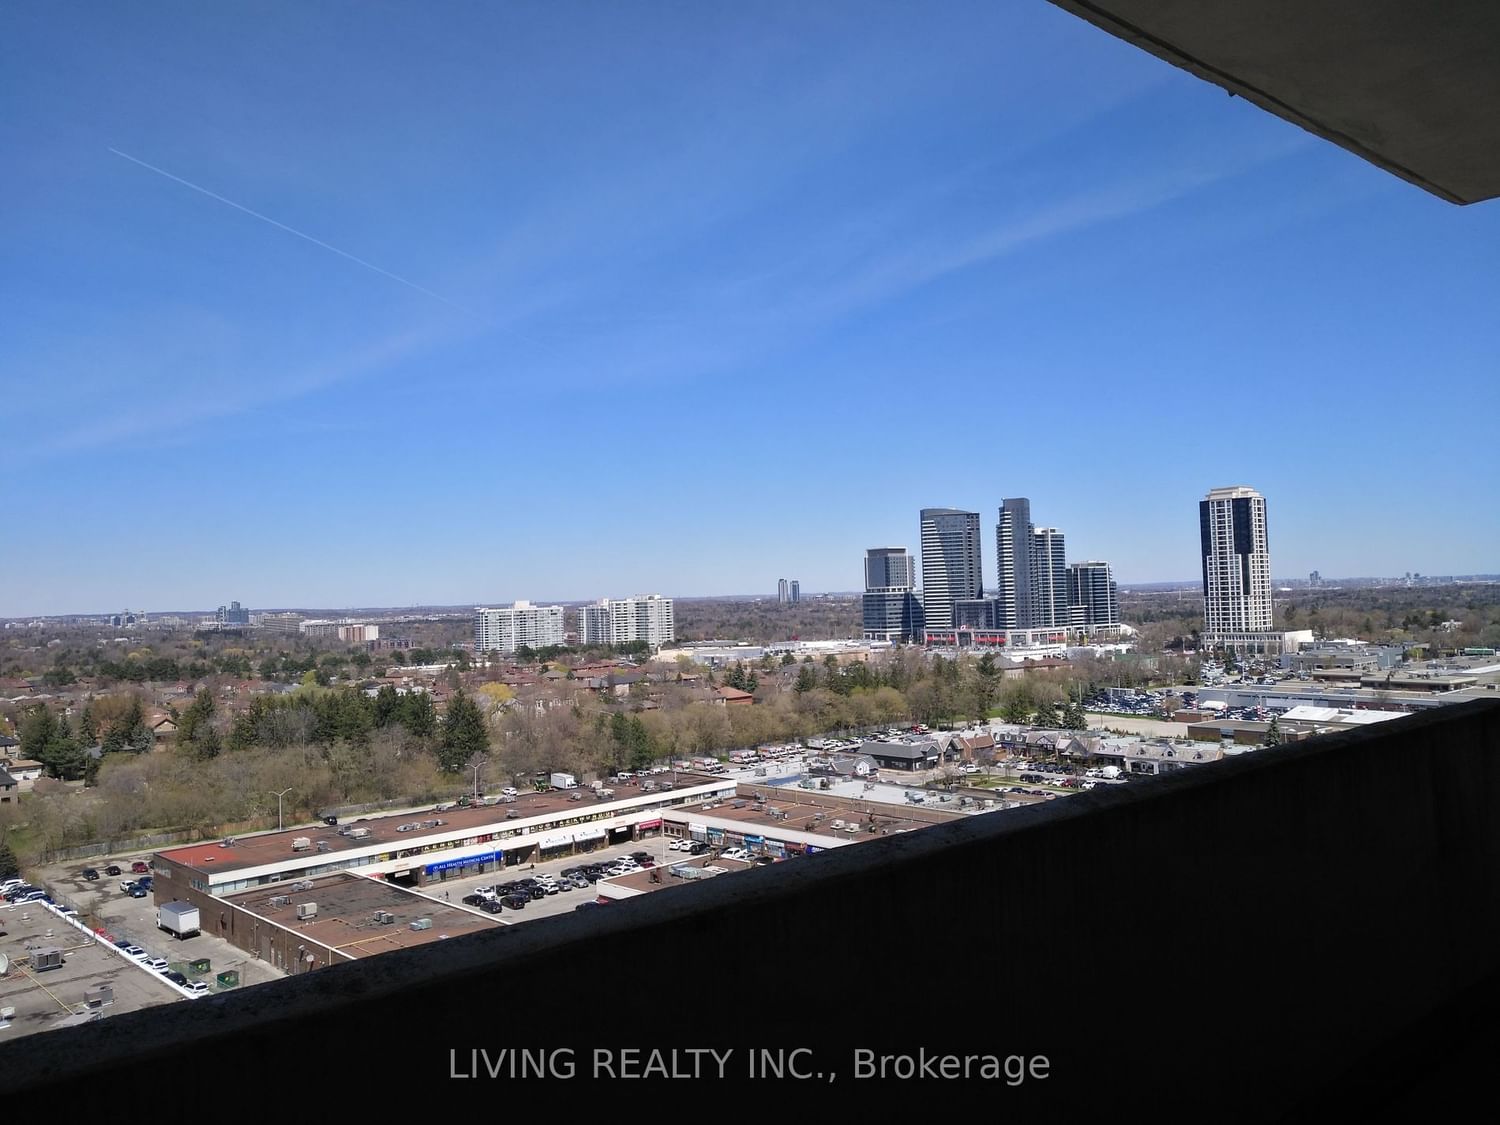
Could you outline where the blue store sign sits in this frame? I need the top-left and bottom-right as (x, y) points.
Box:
(425, 850), (500, 875)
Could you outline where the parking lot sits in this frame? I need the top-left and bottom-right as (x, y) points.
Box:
(35, 857), (286, 993)
(414, 836), (696, 924)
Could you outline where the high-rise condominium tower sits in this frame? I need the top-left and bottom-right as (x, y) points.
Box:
(919, 509), (983, 630)
(995, 498), (1034, 628)
(1200, 485), (1274, 651)
(1067, 561), (1120, 628)
(578, 595), (675, 648)
(862, 548), (923, 642)
(1031, 527), (1069, 628)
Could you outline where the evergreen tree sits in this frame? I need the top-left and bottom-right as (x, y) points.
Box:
(626, 716), (653, 770)
(794, 665), (818, 695)
(1000, 698), (1031, 725)
(372, 684), (401, 728)
(402, 691), (437, 738)
(39, 712), (82, 779)
(0, 839), (19, 881)
(1264, 715), (1283, 747)
(177, 688), (215, 746)
(195, 726), (223, 761)
(438, 689), (489, 772)
(122, 697), (153, 753)
(1032, 700), (1061, 729)
(19, 706), (57, 762)
(79, 702), (98, 745)
(1062, 701), (1087, 731)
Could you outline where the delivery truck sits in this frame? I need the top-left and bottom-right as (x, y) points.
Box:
(549, 772), (578, 790)
(158, 900), (201, 940)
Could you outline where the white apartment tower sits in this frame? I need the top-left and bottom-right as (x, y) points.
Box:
(1200, 485), (1276, 652)
(473, 601), (567, 654)
(1031, 527), (1069, 628)
(578, 595), (675, 648)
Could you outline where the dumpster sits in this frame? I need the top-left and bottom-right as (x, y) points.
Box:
(189, 958), (211, 974)
(215, 970), (240, 989)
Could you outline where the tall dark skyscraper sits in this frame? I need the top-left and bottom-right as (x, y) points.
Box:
(995, 498), (1034, 628)
(919, 509), (983, 630)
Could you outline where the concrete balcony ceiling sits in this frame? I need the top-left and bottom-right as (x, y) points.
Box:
(1048, 0), (1500, 204)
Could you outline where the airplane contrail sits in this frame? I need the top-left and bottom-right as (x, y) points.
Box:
(107, 146), (468, 312)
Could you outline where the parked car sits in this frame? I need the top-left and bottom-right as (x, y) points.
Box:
(120, 880), (138, 893)
(185, 980), (211, 995)
(131, 861), (150, 874)
(500, 787), (518, 797)
(142, 957), (169, 972)
(124, 945), (146, 958)
(81, 868), (99, 881)
(480, 899), (504, 914)
(128, 885), (148, 898)
(104, 865), (122, 877)
(462, 894), (486, 907)
(502, 894), (529, 909)
(753, 856), (776, 866)
(164, 970), (188, 986)
(16, 889), (51, 903)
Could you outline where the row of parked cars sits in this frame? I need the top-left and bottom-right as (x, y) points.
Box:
(108, 940), (210, 993)
(2, 878), (53, 905)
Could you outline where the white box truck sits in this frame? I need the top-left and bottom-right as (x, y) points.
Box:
(549, 772), (578, 790)
(158, 901), (201, 940)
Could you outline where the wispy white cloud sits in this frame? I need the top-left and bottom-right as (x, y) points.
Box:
(17, 325), (437, 458)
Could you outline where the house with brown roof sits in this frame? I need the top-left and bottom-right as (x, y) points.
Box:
(713, 685), (755, 707)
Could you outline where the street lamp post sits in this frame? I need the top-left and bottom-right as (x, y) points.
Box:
(270, 787), (294, 832)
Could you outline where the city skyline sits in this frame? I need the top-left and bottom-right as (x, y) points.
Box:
(5, 6), (1498, 617)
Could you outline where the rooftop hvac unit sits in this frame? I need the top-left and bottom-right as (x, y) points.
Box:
(270, 895), (290, 907)
(295, 902), (317, 920)
(291, 837), (312, 852)
(409, 918), (432, 931)
(295, 881), (314, 891)
(374, 911), (395, 925)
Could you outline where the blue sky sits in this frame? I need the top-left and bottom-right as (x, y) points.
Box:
(3, 2), (1497, 616)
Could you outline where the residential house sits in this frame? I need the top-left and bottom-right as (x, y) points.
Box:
(1, 758), (43, 791)
(713, 686), (755, 707)
(0, 768), (16, 804)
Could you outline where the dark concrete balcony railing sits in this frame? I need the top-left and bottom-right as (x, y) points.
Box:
(5, 699), (1499, 1118)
